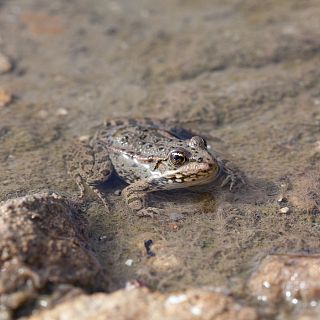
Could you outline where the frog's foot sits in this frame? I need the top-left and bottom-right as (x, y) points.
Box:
(136, 207), (164, 218)
(74, 174), (86, 198)
(67, 138), (113, 211)
(219, 165), (245, 191)
(122, 182), (161, 217)
(89, 185), (112, 212)
(72, 173), (111, 211)
(123, 193), (158, 217)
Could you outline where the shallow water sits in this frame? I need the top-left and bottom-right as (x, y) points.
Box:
(1, 0), (320, 318)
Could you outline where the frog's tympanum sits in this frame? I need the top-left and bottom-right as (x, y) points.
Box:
(67, 118), (240, 216)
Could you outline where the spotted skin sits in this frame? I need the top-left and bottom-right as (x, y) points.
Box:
(67, 118), (240, 216)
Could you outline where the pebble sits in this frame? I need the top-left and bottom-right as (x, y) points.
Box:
(78, 135), (90, 142)
(0, 89), (12, 107)
(0, 53), (12, 74)
(125, 259), (133, 267)
(37, 109), (49, 119)
(279, 207), (290, 214)
(277, 196), (287, 203)
(56, 108), (68, 116)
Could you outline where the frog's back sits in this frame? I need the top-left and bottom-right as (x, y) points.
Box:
(95, 118), (183, 183)
(96, 118), (183, 158)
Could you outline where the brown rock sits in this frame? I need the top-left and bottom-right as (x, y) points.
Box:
(248, 254), (320, 305)
(29, 287), (258, 320)
(0, 53), (12, 74)
(0, 193), (108, 316)
(20, 12), (65, 36)
(0, 89), (12, 107)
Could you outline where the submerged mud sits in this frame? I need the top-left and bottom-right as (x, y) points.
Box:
(0, 0), (320, 318)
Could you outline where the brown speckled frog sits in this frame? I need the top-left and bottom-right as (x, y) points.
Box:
(67, 118), (241, 216)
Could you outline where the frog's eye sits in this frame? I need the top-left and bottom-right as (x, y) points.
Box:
(169, 150), (187, 166)
(189, 136), (207, 149)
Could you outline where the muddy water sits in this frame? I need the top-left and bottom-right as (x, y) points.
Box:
(0, 0), (320, 317)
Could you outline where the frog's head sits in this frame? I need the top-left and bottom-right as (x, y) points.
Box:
(158, 136), (220, 188)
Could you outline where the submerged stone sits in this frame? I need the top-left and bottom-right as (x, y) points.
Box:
(0, 193), (108, 318)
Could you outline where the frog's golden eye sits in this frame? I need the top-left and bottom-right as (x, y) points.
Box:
(169, 150), (187, 166)
(189, 136), (207, 150)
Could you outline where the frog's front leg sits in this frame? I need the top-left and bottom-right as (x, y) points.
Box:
(67, 139), (113, 210)
(121, 180), (163, 217)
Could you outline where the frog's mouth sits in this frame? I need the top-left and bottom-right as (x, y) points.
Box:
(160, 161), (220, 188)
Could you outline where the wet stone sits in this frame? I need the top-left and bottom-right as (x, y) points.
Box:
(0, 193), (108, 318)
(248, 254), (320, 305)
(29, 287), (258, 320)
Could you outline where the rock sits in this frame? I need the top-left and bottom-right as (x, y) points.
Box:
(125, 259), (133, 267)
(294, 305), (320, 320)
(0, 89), (12, 107)
(56, 108), (68, 116)
(0, 193), (108, 317)
(0, 53), (12, 74)
(29, 287), (258, 320)
(279, 206), (290, 214)
(248, 254), (320, 305)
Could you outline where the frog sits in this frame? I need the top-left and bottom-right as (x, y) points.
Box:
(66, 118), (241, 216)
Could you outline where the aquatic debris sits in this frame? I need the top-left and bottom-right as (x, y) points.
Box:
(144, 239), (155, 257)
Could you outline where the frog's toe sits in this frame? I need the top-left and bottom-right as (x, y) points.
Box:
(137, 207), (163, 218)
(220, 175), (231, 188)
(229, 174), (239, 191)
(220, 171), (244, 191)
(126, 198), (144, 211)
